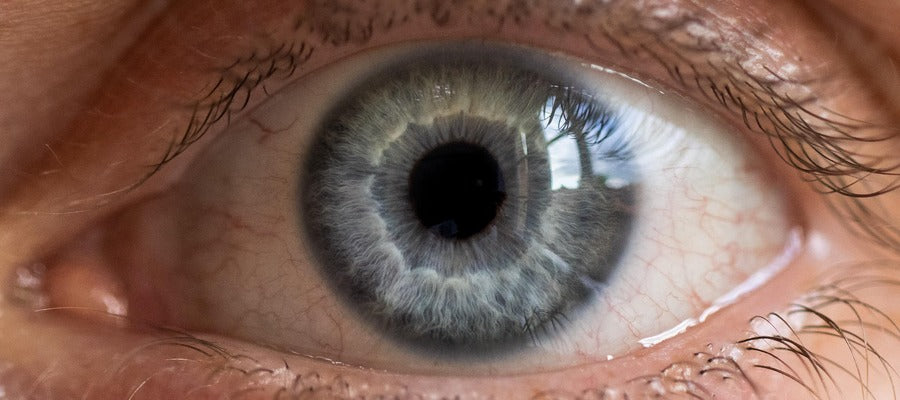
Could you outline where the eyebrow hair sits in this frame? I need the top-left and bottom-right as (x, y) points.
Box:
(150, 0), (899, 250)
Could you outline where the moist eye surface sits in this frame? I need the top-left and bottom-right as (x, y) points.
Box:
(302, 46), (636, 355)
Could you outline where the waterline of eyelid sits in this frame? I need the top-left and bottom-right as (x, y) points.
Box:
(638, 228), (803, 348)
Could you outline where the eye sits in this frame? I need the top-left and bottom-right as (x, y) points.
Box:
(53, 42), (797, 374)
(3, 1), (898, 399)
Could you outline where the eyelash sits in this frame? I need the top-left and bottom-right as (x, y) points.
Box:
(107, 1), (899, 397)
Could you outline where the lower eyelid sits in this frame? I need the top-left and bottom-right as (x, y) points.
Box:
(0, 282), (798, 399)
(12, 243), (890, 399)
(16, 219), (896, 399)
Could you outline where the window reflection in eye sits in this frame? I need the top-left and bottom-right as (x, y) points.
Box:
(0, 1), (897, 399)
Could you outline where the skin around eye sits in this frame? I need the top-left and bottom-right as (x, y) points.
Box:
(0, 0), (898, 399)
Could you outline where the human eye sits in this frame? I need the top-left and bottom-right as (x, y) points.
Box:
(1, 1), (898, 399)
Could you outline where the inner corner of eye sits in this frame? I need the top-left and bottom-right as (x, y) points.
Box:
(36, 41), (800, 375)
(9, 223), (130, 324)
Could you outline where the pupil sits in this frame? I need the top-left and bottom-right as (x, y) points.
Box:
(408, 142), (506, 240)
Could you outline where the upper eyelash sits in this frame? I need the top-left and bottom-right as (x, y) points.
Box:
(144, 1), (900, 252)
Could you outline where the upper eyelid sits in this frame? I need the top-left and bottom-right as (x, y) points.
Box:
(180, 0), (892, 190)
(2, 0), (897, 268)
(161, 1), (900, 244)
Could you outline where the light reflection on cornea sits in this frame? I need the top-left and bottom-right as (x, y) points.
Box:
(637, 228), (803, 348)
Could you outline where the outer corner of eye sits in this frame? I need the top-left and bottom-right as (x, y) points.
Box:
(34, 41), (805, 381)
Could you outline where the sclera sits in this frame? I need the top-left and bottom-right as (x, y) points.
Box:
(109, 41), (799, 375)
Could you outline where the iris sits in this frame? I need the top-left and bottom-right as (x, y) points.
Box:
(303, 47), (636, 355)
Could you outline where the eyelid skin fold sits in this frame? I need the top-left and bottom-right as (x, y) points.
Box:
(0, 0), (898, 399)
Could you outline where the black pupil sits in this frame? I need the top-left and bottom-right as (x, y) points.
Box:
(409, 142), (506, 240)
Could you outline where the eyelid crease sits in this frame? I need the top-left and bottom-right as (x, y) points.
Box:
(159, 0), (900, 250)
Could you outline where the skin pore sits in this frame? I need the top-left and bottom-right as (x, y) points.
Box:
(0, 0), (898, 398)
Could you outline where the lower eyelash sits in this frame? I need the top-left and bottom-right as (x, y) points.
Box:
(740, 262), (900, 400)
(38, 261), (896, 399)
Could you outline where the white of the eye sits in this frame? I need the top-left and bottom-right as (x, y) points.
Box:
(160, 42), (797, 374)
(637, 228), (800, 348)
(529, 65), (794, 361)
